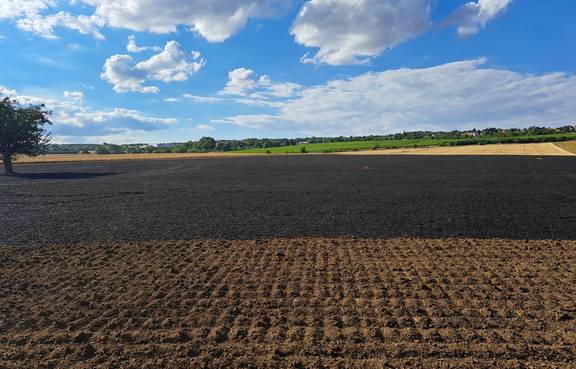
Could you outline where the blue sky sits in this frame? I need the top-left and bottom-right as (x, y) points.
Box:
(1, 0), (575, 144)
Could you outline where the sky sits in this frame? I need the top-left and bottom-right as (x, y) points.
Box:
(0, 0), (575, 144)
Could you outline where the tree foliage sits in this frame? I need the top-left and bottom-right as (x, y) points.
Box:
(195, 137), (217, 151)
(43, 124), (576, 155)
(0, 98), (52, 174)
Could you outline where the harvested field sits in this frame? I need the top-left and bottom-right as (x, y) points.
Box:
(342, 142), (575, 156)
(12, 142), (576, 165)
(1, 155), (576, 368)
(14, 152), (251, 164)
(555, 141), (576, 154)
(2, 238), (575, 368)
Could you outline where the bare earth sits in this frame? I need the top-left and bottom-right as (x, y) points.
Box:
(1, 238), (575, 369)
(2, 155), (575, 368)
(342, 142), (575, 156)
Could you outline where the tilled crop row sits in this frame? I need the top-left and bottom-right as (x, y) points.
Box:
(1, 238), (575, 368)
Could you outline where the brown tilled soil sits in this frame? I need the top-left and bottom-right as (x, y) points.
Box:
(1, 238), (575, 368)
(2, 156), (576, 368)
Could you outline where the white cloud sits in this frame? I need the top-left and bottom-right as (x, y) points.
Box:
(73, 108), (177, 131)
(1, 84), (176, 139)
(53, 134), (145, 144)
(220, 68), (302, 99)
(182, 94), (222, 103)
(1, 0), (106, 40)
(216, 59), (576, 136)
(444, 0), (513, 36)
(166, 94), (223, 104)
(101, 55), (157, 93)
(64, 90), (84, 102)
(127, 35), (146, 52)
(291, 0), (431, 65)
(101, 41), (205, 93)
(220, 68), (260, 96)
(80, 0), (291, 42)
(15, 11), (105, 39)
(127, 34), (161, 53)
(2, 0), (291, 42)
(0, 0), (54, 19)
(137, 41), (204, 82)
(196, 124), (215, 132)
(0, 86), (17, 96)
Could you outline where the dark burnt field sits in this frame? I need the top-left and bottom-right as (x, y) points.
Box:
(1, 155), (576, 244)
(1, 155), (576, 368)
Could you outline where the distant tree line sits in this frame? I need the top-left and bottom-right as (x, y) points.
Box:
(46, 143), (152, 154)
(46, 125), (576, 154)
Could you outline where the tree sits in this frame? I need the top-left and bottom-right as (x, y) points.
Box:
(95, 148), (111, 155)
(197, 137), (216, 151)
(0, 98), (52, 174)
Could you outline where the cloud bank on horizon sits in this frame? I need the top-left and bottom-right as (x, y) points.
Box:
(1, 0), (574, 143)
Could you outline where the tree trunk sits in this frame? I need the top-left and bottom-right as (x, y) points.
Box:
(3, 153), (14, 175)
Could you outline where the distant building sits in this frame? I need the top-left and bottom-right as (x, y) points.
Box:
(463, 131), (479, 138)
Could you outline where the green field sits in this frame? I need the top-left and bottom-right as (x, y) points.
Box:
(239, 133), (576, 154)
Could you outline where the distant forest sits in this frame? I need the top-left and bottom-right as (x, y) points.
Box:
(47, 125), (576, 154)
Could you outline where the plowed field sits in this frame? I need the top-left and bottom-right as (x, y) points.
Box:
(2, 238), (575, 368)
(1, 156), (575, 368)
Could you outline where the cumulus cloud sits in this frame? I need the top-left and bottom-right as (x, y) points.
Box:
(16, 12), (106, 39)
(137, 41), (204, 82)
(4, 0), (513, 51)
(4, 1), (291, 41)
(127, 35), (161, 53)
(444, 0), (513, 36)
(80, 0), (291, 42)
(127, 35), (147, 52)
(0, 0), (54, 19)
(0, 84), (176, 139)
(220, 68), (302, 100)
(292, 0), (431, 65)
(220, 68), (262, 96)
(216, 59), (576, 135)
(101, 55), (158, 94)
(0, 86), (17, 96)
(1, 0), (105, 39)
(101, 41), (205, 93)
